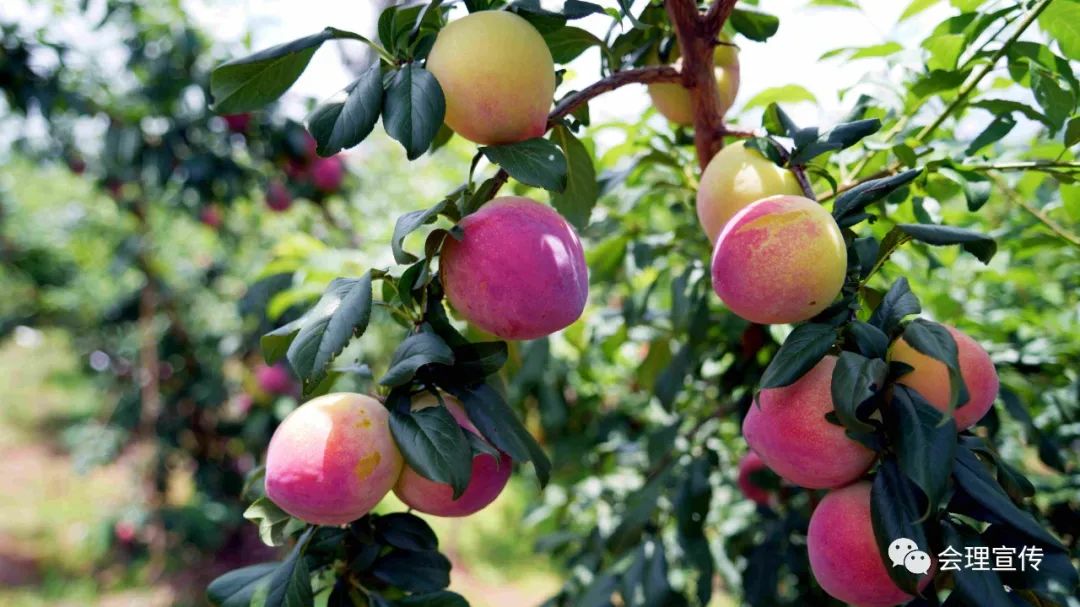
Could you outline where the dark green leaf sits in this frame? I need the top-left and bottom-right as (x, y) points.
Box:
(868, 277), (921, 333)
(830, 351), (886, 434)
(550, 125), (598, 229)
(389, 403), (472, 498)
(480, 138), (568, 192)
(380, 332), (454, 387)
(940, 520), (1014, 607)
(870, 459), (930, 594)
(265, 527), (315, 607)
(847, 321), (889, 358)
(212, 30), (333, 113)
(729, 9), (780, 42)
(374, 512), (438, 552)
(937, 167), (992, 212)
(396, 591), (470, 607)
(952, 447), (1064, 549)
(288, 275), (373, 389)
(897, 223), (997, 263)
(392, 200), (448, 264)
(964, 114), (1016, 155)
(542, 26), (602, 63)
(889, 386), (956, 517)
(383, 65), (446, 160)
(789, 119), (881, 165)
(833, 169), (922, 227)
(307, 63), (383, 156)
(262, 318), (304, 365)
(902, 318), (969, 410)
(207, 563), (279, 607)
(759, 323), (836, 389)
(370, 550), (451, 593)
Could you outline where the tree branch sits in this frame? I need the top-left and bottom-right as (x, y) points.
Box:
(989, 173), (1080, 251)
(549, 65), (681, 124)
(665, 0), (728, 169)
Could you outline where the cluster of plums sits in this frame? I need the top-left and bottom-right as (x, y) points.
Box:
(260, 12), (1002, 607)
(265, 391), (511, 524)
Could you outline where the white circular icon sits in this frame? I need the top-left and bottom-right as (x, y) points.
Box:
(887, 538), (919, 568)
(904, 550), (932, 575)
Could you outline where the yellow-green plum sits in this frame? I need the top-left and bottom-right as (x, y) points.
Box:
(264, 393), (403, 526)
(697, 141), (803, 242)
(808, 482), (934, 607)
(426, 11), (555, 145)
(440, 196), (588, 340)
(742, 356), (876, 489)
(888, 325), (999, 430)
(393, 393), (511, 517)
(711, 195), (846, 325)
(647, 39), (740, 125)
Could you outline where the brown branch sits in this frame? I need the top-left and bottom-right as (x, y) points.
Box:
(549, 66), (681, 124)
(665, 0), (731, 169)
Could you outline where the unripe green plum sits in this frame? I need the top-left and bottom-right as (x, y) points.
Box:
(440, 196), (588, 340)
(697, 141), (803, 242)
(426, 11), (555, 145)
(393, 393), (511, 517)
(647, 39), (740, 125)
(808, 482), (933, 607)
(742, 356), (876, 489)
(711, 195), (846, 325)
(888, 325), (999, 430)
(265, 393), (403, 526)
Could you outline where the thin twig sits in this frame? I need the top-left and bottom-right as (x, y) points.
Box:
(989, 173), (1080, 250)
(548, 66), (681, 124)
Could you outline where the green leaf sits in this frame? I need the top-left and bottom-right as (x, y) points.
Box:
(392, 200), (448, 264)
(439, 341), (509, 384)
(481, 138), (568, 192)
(443, 382), (550, 486)
(388, 402), (473, 498)
(922, 33), (965, 71)
(1065, 115), (1080, 147)
(211, 30), (333, 113)
(383, 65), (446, 160)
(832, 169), (922, 227)
(243, 497), (293, 547)
(370, 550), (451, 593)
(542, 26), (602, 63)
(307, 63), (383, 156)
(207, 563), (279, 607)
(380, 332), (454, 387)
(902, 318), (969, 410)
(869, 278), (921, 334)
(889, 386), (956, 517)
(964, 113), (1016, 155)
(1030, 67), (1075, 131)
(743, 85), (817, 110)
(870, 459), (930, 595)
(937, 167), (992, 212)
(287, 274), (374, 388)
(549, 125), (598, 229)
(939, 520), (1014, 607)
(729, 9), (780, 42)
(830, 352), (886, 435)
(789, 118), (882, 166)
(952, 446), (1065, 549)
(262, 318), (304, 365)
(849, 41), (904, 60)
(1039, 0), (1080, 60)
(970, 98), (1050, 127)
(762, 103), (799, 137)
(900, 0), (938, 22)
(759, 323), (836, 389)
(373, 512), (438, 552)
(847, 321), (889, 358)
(264, 527), (315, 607)
(896, 223), (997, 263)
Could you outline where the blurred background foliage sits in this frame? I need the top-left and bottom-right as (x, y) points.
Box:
(1, 0), (1078, 606)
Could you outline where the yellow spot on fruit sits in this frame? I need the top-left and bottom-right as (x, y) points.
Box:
(354, 451), (381, 480)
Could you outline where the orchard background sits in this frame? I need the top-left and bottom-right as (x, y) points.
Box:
(1, 0), (1078, 606)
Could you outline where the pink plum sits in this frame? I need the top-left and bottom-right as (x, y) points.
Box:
(743, 355), (876, 489)
(223, 113), (251, 133)
(808, 482), (934, 607)
(711, 195), (847, 325)
(440, 196), (588, 340)
(199, 205), (223, 229)
(310, 156), (345, 193)
(265, 393), (403, 526)
(737, 451), (775, 506)
(266, 181), (292, 212)
(256, 363), (295, 396)
(889, 325), (999, 430)
(393, 393), (511, 517)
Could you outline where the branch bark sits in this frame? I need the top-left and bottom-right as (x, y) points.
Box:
(548, 66), (681, 124)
